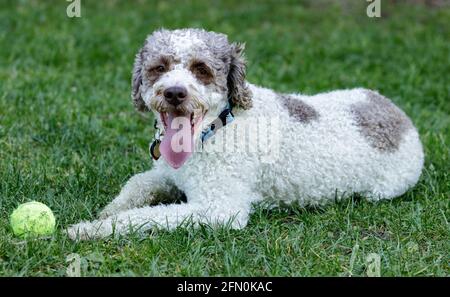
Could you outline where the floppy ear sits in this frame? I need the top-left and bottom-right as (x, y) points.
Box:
(131, 48), (149, 112)
(227, 43), (252, 110)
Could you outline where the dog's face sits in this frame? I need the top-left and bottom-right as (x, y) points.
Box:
(131, 29), (252, 168)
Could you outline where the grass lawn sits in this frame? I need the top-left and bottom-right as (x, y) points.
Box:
(0, 0), (449, 276)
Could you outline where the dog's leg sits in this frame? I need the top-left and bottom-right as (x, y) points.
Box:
(98, 169), (172, 219)
(67, 181), (260, 240)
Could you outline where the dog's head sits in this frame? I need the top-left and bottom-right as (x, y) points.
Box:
(131, 28), (252, 168)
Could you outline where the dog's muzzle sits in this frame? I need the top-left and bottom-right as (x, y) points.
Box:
(163, 86), (188, 107)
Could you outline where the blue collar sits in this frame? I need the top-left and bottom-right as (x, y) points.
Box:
(200, 102), (234, 143)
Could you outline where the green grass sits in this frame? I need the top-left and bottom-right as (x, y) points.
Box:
(0, 0), (449, 276)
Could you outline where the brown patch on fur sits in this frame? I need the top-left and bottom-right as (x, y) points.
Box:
(351, 90), (413, 152)
(279, 94), (319, 123)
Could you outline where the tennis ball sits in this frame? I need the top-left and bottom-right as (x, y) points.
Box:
(10, 201), (56, 238)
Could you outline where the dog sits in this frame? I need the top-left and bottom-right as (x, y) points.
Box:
(67, 28), (424, 240)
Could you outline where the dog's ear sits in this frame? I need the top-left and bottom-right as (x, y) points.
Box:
(131, 48), (149, 112)
(227, 42), (252, 110)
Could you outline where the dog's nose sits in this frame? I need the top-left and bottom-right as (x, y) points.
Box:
(164, 86), (187, 106)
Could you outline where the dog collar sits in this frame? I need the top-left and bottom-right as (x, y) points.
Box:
(200, 102), (234, 143)
(149, 103), (234, 160)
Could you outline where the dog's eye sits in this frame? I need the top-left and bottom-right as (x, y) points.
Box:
(153, 65), (166, 73)
(191, 62), (213, 82)
(197, 66), (208, 76)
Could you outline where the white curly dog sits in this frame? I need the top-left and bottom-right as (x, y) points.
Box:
(68, 28), (424, 240)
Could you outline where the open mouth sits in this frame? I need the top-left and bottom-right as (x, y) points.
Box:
(158, 111), (205, 169)
(160, 111), (203, 132)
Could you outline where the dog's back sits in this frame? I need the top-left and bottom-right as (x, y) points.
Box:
(244, 85), (424, 205)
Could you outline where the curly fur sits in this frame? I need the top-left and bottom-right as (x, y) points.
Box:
(351, 90), (413, 152)
(228, 43), (252, 109)
(131, 48), (149, 112)
(67, 29), (424, 240)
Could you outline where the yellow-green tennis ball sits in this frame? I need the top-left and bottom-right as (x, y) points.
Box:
(10, 201), (56, 238)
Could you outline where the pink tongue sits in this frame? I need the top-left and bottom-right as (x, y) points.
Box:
(160, 113), (195, 169)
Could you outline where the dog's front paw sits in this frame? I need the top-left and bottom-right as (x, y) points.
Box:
(66, 220), (112, 241)
(98, 203), (123, 219)
(66, 223), (91, 241)
(98, 208), (113, 220)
